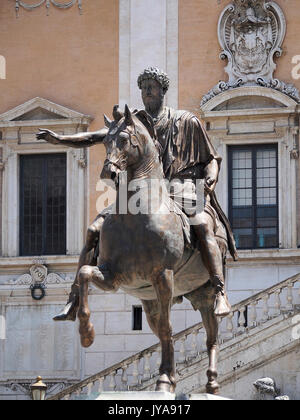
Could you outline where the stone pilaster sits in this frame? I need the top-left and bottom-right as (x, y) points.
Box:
(0, 148), (3, 256)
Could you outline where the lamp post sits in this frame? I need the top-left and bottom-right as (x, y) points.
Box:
(31, 376), (47, 400)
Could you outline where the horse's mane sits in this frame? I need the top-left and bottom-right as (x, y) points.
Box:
(132, 109), (163, 162)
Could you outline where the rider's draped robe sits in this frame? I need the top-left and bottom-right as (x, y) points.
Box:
(154, 107), (238, 261)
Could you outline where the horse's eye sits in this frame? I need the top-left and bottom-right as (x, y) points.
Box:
(118, 133), (129, 145)
(103, 136), (111, 147)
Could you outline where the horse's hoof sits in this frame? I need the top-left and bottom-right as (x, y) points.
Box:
(206, 368), (219, 394)
(80, 323), (95, 348)
(155, 374), (176, 393)
(206, 381), (220, 395)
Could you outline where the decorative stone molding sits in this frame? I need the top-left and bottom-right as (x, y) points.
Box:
(0, 97), (92, 127)
(290, 148), (299, 160)
(15, 0), (82, 17)
(257, 77), (300, 103)
(202, 0), (300, 105)
(290, 127), (299, 159)
(0, 97), (92, 257)
(0, 149), (3, 176)
(6, 265), (71, 286)
(219, 0), (286, 84)
(0, 380), (74, 398)
(71, 148), (87, 169)
(0, 382), (31, 397)
(253, 377), (290, 400)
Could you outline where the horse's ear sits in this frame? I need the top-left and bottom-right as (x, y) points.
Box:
(124, 104), (133, 126)
(113, 105), (123, 122)
(103, 114), (112, 128)
(135, 110), (155, 139)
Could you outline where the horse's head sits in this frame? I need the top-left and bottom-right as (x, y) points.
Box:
(101, 105), (159, 183)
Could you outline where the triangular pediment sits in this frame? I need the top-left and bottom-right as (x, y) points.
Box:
(0, 97), (92, 123)
(12, 107), (67, 121)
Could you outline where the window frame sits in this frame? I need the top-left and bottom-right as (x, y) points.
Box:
(19, 153), (67, 257)
(2, 142), (87, 258)
(132, 306), (143, 331)
(228, 144), (279, 250)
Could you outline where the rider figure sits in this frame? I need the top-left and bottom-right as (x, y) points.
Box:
(39, 67), (237, 321)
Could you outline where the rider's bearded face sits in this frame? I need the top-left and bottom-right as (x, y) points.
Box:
(141, 79), (165, 115)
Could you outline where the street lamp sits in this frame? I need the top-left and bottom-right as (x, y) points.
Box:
(31, 376), (47, 400)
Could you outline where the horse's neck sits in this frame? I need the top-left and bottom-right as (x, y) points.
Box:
(115, 152), (169, 215)
(131, 153), (161, 181)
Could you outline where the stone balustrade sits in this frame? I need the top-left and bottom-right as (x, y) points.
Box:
(48, 273), (300, 400)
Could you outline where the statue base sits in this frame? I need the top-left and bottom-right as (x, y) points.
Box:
(95, 391), (231, 400)
(189, 393), (231, 400)
(96, 391), (176, 400)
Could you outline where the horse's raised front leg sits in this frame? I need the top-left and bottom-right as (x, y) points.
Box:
(53, 217), (104, 322)
(78, 264), (117, 348)
(151, 269), (176, 393)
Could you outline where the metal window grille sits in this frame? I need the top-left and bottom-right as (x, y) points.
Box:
(20, 154), (66, 256)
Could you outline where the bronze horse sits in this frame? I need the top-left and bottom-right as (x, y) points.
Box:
(75, 105), (228, 395)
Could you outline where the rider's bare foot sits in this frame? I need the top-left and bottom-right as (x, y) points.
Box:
(214, 292), (231, 317)
(53, 295), (79, 322)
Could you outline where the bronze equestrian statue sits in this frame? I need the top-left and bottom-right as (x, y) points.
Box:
(37, 67), (238, 394)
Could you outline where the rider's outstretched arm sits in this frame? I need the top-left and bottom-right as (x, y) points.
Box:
(36, 127), (108, 148)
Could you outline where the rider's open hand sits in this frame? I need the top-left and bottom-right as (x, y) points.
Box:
(36, 128), (61, 144)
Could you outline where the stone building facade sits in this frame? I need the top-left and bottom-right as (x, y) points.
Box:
(0, 0), (299, 399)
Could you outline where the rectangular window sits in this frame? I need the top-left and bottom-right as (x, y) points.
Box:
(132, 306), (143, 331)
(20, 154), (66, 256)
(228, 145), (278, 250)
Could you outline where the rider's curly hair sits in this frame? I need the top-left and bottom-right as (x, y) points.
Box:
(137, 67), (170, 94)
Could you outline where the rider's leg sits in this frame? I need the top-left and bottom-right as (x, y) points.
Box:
(53, 215), (104, 322)
(192, 211), (231, 317)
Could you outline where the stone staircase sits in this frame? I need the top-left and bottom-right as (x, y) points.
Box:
(48, 273), (300, 400)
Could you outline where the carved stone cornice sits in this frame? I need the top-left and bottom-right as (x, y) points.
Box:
(15, 0), (82, 17)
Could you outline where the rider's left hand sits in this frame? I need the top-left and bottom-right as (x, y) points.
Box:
(205, 176), (217, 194)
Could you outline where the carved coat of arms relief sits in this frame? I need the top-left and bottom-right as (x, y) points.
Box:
(221, 0), (284, 84)
(202, 0), (300, 105)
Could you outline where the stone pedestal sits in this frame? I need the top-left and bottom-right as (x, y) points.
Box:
(95, 391), (230, 400)
(96, 391), (176, 400)
(189, 393), (231, 400)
